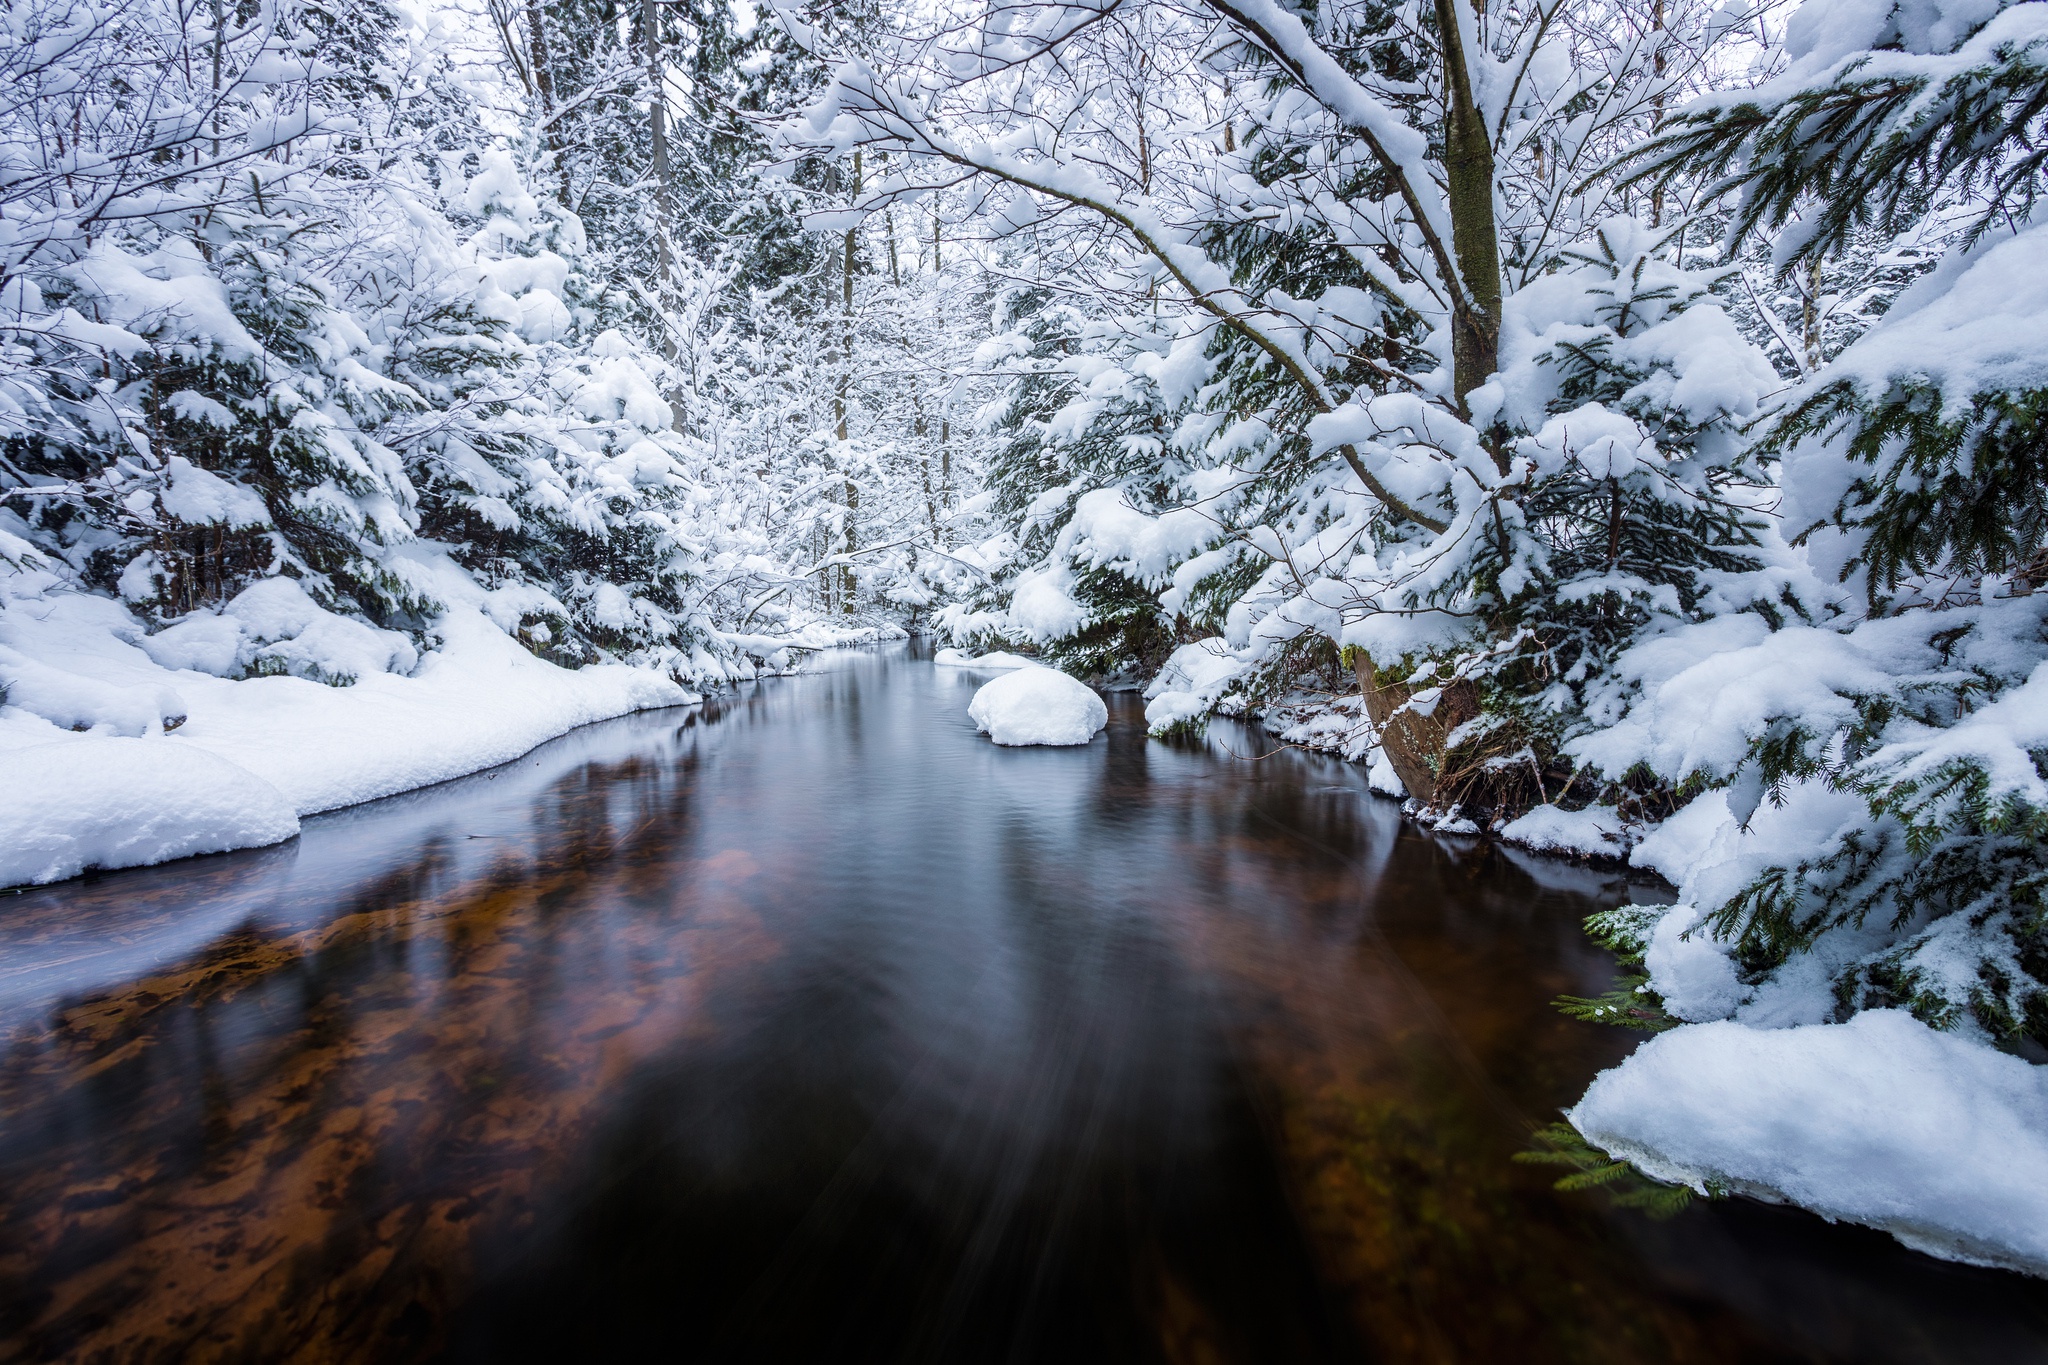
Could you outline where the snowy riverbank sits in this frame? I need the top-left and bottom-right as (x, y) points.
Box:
(0, 553), (920, 890)
(1207, 676), (2048, 1279)
(1494, 797), (2047, 1281)
(1575, 1008), (2048, 1277)
(1575, 789), (2048, 1280)
(0, 593), (694, 888)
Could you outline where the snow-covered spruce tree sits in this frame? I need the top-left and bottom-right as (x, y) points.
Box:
(0, 0), (764, 686)
(1480, 219), (1784, 817)
(950, 278), (1202, 681)
(1580, 0), (2048, 1049)
(0, 0), (437, 650)
(97, 221), (430, 636)
(665, 0), (839, 308)
(368, 146), (733, 674)
(778, 0), (1781, 814)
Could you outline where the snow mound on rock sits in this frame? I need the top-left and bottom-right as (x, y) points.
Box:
(0, 646), (187, 734)
(0, 737), (300, 886)
(138, 576), (418, 684)
(1572, 1009), (2048, 1276)
(967, 667), (1107, 746)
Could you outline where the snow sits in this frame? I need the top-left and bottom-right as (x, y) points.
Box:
(1573, 1010), (2048, 1277)
(1499, 803), (1631, 859)
(1769, 0), (2034, 85)
(1809, 218), (2048, 418)
(0, 584), (694, 888)
(218, 576), (420, 683)
(933, 648), (1038, 669)
(1005, 566), (1092, 641)
(718, 622), (908, 651)
(1567, 617), (1887, 784)
(1368, 749), (1407, 797)
(164, 609), (691, 816)
(138, 614), (244, 676)
(1627, 789), (1733, 884)
(1060, 487), (1219, 580)
(0, 739), (299, 889)
(1144, 639), (1252, 733)
(157, 456), (271, 527)
(1782, 0), (2005, 67)
(0, 646), (188, 736)
(1498, 220), (1780, 436)
(967, 666), (1107, 746)
(1641, 905), (1750, 1021)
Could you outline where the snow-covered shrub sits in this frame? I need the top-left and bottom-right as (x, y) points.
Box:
(1587, 0), (2048, 1051)
(143, 577), (420, 685)
(1378, 219), (1784, 812)
(947, 288), (1223, 680)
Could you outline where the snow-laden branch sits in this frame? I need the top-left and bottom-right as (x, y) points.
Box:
(1199, 0), (1465, 311)
(773, 11), (1450, 534)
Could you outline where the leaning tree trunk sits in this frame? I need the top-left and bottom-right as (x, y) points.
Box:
(1353, 652), (1479, 806)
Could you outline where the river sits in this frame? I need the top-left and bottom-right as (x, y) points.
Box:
(1, 643), (2043, 1363)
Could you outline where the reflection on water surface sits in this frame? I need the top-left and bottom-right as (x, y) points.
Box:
(1, 644), (2044, 1363)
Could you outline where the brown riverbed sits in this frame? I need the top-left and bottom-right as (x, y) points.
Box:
(1, 643), (2044, 1364)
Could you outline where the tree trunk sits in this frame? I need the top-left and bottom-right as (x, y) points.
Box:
(842, 479), (859, 613)
(1650, 0), (1667, 226)
(838, 152), (860, 612)
(643, 0), (674, 358)
(1434, 0), (1502, 457)
(523, 0), (570, 203)
(1353, 651), (1479, 807)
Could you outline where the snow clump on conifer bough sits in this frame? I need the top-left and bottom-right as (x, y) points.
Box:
(1572, 1010), (2048, 1278)
(933, 648), (1039, 670)
(0, 580), (694, 889)
(1143, 641), (1256, 735)
(967, 667), (1108, 746)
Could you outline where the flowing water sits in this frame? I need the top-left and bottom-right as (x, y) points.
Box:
(1, 644), (2045, 1364)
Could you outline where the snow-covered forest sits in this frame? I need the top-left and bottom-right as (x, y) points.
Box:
(0, 0), (1000, 880)
(4, 0), (2048, 1283)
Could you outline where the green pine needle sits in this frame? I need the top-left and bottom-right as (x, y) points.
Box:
(1515, 1122), (1713, 1221)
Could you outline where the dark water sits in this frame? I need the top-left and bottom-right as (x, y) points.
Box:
(1, 645), (2044, 1364)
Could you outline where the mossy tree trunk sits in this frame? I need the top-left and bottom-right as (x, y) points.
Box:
(1353, 652), (1479, 806)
